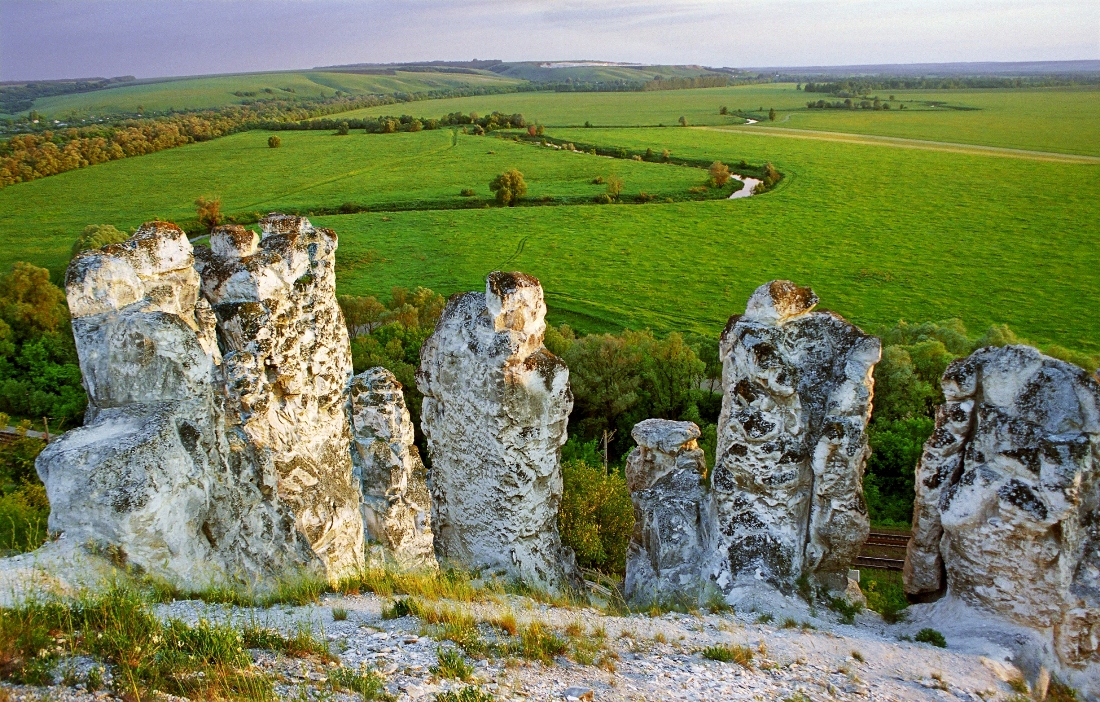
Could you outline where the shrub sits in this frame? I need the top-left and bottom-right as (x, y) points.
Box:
(592, 193), (612, 205)
(71, 224), (127, 258)
(708, 161), (731, 188)
(557, 458), (633, 573)
(861, 570), (909, 623)
(678, 115), (688, 126)
(915, 628), (947, 648)
(459, 188), (475, 197)
(267, 135), (281, 148)
(336, 122), (350, 135)
(489, 168), (527, 206)
(591, 176), (605, 185)
(194, 196), (222, 231)
(605, 174), (623, 199)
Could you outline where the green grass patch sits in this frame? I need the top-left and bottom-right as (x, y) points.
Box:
(431, 648), (474, 681)
(861, 569), (909, 623)
(701, 644), (753, 666)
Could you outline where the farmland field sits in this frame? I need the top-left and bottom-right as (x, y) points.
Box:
(19, 70), (523, 118)
(341, 83), (1100, 155)
(2, 85), (1098, 354)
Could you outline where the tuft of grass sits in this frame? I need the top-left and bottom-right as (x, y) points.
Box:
(241, 623), (333, 661)
(914, 628), (947, 648)
(1048, 680), (1080, 702)
(851, 650), (864, 662)
(780, 617), (798, 629)
(489, 610), (518, 636)
(435, 686), (495, 702)
(1007, 676), (1029, 694)
(332, 606), (349, 621)
(341, 567), (483, 603)
(328, 665), (391, 701)
(518, 621), (568, 664)
(384, 598), (485, 656)
(564, 620), (584, 638)
(431, 648), (474, 681)
(701, 644), (753, 667)
(755, 613), (774, 624)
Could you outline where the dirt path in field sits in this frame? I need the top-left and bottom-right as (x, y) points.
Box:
(698, 125), (1100, 164)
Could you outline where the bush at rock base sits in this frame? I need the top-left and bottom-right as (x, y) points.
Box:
(558, 455), (634, 575)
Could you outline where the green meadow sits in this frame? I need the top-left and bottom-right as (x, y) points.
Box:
(341, 83), (1100, 155)
(23, 70), (522, 118)
(0, 128), (708, 274)
(1, 85), (1098, 353)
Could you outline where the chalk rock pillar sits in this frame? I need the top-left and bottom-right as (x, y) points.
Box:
(711, 281), (881, 593)
(417, 271), (578, 590)
(349, 367), (436, 570)
(37, 222), (318, 586)
(624, 419), (715, 606)
(904, 345), (1100, 673)
(195, 215), (364, 579)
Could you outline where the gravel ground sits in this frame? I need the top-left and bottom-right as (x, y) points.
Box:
(0, 590), (1028, 702)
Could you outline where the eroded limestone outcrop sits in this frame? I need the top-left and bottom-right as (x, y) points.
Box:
(624, 419), (716, 606)
(711, 281), (880, 596)
(417, 271), (578, 589)
(904, 345), (1099, 684)
(195, 216), (363, 578)
(35, 215), (364, 589)
(349, 367), (436, 570)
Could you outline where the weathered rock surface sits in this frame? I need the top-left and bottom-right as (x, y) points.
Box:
(711, 281), (880, 596)
(195, 216), (364, 579)
(349, 367), (436, 570)
(35, 215), (365, 589)
(624, 419), (716, 606)
(38, 221), (318, 587)
(417, 271), (578, 589)
(904, 345), (1099, 691)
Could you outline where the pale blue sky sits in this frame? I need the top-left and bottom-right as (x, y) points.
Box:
(2, 0), (1097, 81)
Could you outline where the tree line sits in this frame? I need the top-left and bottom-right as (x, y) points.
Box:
(801, 74), (1100, 96)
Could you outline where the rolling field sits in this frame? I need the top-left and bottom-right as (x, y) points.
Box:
(339, 83), (1100, 155)
(320, 126), (1100, 351)
(2, 85), (1097, 354)
(0, 129), (708, 275)
(21, 70), (522, 118)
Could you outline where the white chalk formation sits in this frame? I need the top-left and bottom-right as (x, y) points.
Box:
(417, 271), (578, 590)
(904, 345), (1099, 694)
(624, 419), (717, 606)
(349, 367), (436, 570)
(36, 216), (365, 589)
(195, 217), (364, 579)
(711, 281), (881, 597)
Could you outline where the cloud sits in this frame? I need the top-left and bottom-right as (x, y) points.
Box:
(1, 0), (1096, 80)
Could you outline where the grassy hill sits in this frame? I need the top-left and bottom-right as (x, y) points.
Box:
(8, 70), (523, 119)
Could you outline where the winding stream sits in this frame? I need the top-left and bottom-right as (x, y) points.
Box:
(728, 174), (762, 199)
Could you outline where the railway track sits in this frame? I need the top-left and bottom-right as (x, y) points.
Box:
(856, 531), (911, 571)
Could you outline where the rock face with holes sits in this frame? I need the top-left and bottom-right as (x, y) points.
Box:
(904, 345), (1100, 684)
(711, 281), (880, 597)
(349, 367), (436, 570)
(37, 221), (319, 587)
(417, 271), (578, 590)
(624, 419), (717, 606)
(194, 215), (364, 579)
(35, 215), (365, 589)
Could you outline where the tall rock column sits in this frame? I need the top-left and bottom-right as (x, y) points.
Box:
(711, 281), (880, 595)
(417, 271), (578, 590)
(904, 345), (1099, 681)
(37, 222), (317, 587)
(195, 216), (364, 579)
(349, 367), (436, 570)
(624, 419), (716, 606)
